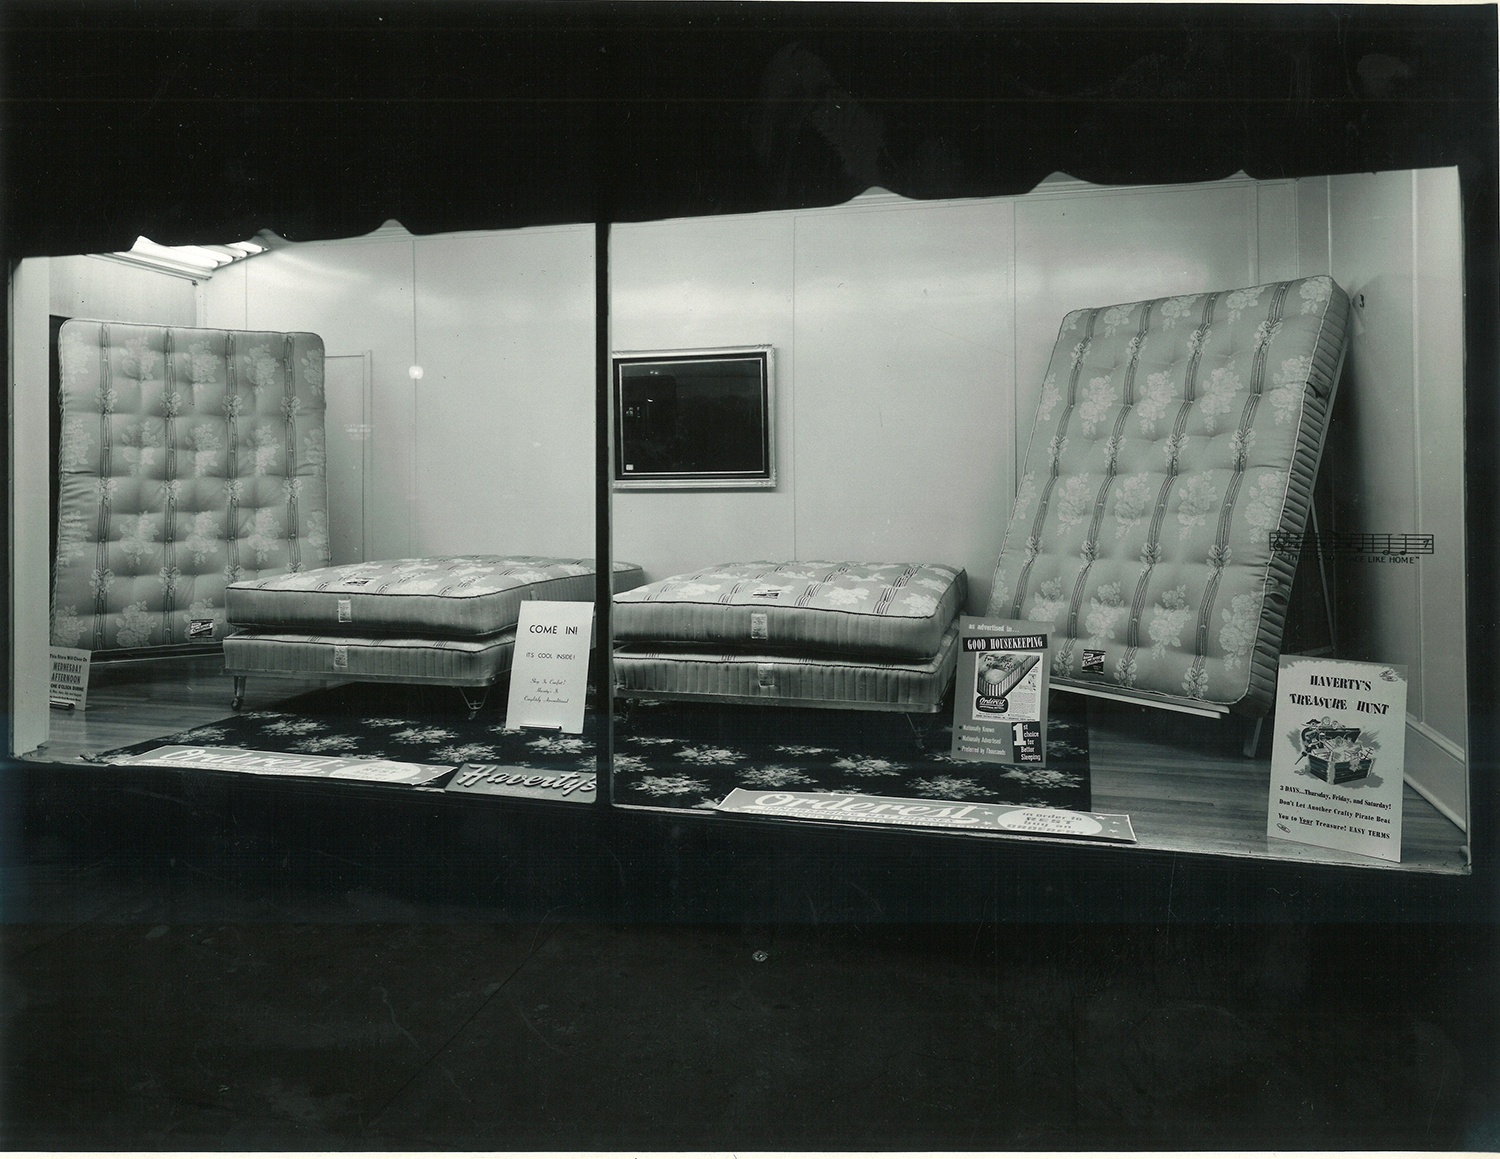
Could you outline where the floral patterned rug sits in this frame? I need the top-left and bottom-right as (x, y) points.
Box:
(95, 683), (1091, 813)
(612, 694), (1090, 813)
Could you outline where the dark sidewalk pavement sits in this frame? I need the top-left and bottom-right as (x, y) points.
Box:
(3, 855), (1497, 1151)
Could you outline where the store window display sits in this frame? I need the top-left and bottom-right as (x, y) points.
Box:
(7, 170), (1474, 873)
(606, 170), (1471, 873)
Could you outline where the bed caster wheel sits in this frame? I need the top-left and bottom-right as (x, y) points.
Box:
(231, 696), (244, 711)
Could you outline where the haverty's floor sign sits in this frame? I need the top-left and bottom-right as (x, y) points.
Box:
(1266, 655), (1408, 862)
(718, 789), (1135, 843)
(505, 600), (595, 734)
(108, 746), (454, 785)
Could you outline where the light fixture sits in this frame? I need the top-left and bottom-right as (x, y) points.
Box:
(96, 235), (269, 280)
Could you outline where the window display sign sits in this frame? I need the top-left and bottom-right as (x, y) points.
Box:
(950, 617), (1051, 765)
(447, 763), (596, 803)
(504, 600), (596, 734)
(49, 647), (90, 710)
(1266, 656), (1408, 862)
(717, 789), (1136, 843)
(107, 746), (453, 785)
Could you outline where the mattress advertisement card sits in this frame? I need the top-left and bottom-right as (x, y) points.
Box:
(49, 647), (91, 711)
(1266, 656), (1408, 862)
(950, 617), (1051, 765)
(505, 600), (596, 734)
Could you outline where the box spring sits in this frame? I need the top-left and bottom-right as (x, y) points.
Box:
(614, 622), (960, 713)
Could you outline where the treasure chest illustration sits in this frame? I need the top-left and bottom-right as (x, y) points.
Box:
(1298, 717), (1375, 784)
(978, 652), (1039, 700)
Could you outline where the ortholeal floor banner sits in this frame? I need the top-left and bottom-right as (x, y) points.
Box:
(107, 745), (455, 786)
(716, 788), (1135, 843)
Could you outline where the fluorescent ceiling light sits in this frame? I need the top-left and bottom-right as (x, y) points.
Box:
(98, 235), (269, 279)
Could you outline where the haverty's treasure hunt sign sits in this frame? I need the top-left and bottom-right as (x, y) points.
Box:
(505, 600), (595, 734)
(717, 789), (1135, 843)
(1266, 655), (1408, 862)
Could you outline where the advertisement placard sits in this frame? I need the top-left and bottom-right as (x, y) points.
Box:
(950, 617), (1051, 765)
(1266, 656), (1408, 862)
(504, 601), (596, 734)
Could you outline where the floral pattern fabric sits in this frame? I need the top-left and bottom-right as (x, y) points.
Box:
(51, 321), (330, 652)
(985, 276), (1350, 714)
(615, 561), (966, 661)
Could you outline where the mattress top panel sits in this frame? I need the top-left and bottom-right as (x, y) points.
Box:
(227, 556), (643, 637)
(613, 561), (967, 660)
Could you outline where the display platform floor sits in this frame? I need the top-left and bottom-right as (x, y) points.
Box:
(28, 655), (1468, 873)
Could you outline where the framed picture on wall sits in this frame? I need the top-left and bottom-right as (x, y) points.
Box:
(612, 345), (775, 489)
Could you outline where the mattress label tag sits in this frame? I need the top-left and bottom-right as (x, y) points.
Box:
(337, 598), (353, 622)
(750, 611), (769, 640)
(332, 645), (349, 669)
(757, 662), (776, 688)
(1081, 649), (1106, 673)
(187, 618), (215, 640)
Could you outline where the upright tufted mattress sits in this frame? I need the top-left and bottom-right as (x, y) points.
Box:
(228, 556), (646, 637)
(51, 320), (329, 653)
(986, 276), (1351, 716)
(613, 561), (966, 660)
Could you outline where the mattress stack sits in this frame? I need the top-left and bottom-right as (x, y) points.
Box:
(613, 561), (968, 713)
(224, 556), (644, 693)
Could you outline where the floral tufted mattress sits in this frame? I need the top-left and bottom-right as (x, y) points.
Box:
(51, 320), (329, 652)
(985, 276), (1351, 716)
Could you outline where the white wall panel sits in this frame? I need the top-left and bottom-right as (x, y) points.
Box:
(1326, 171), (1420, 675)
(1412, 167), (1468, 751)
(611, 212), (798, 583)
(1255, 181), (1302, 284)
(791, 199), (1013, 612)
(49, 255), (198, 326)
(1315, 166), (1468, 829)
(1296, 176), (1332, 277)
(206, 237), (417, 559)
(413, 226), (595, 559)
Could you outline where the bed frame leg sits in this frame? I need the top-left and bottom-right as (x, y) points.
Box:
(1243, 716), (1265, 759)
(905, 714), (932, 752)
(459, 686), (490, 720)
(231, 675), (246, 711)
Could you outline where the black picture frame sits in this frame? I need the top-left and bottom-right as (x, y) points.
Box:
(612, 346), (775, 488)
